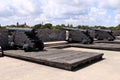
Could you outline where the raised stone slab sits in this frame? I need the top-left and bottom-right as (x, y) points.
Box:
(0, 54), (2, 57)
(53, 43), (120, 51)
(44, 41), (68, 47)
(4, 49), (103, 71)
(71, 43), (120, 51)
(0, 52), (3, 57)
(95, 40), (120, 44)
(0, 47), (3, 57)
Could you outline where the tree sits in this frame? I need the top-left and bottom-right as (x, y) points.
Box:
(53, 25), (63, 30)
(66, 24), (73, 28)
(0, 24), (1, 28)
(6, 25), (17, 28)
(116, 24), (120, 30)
(43, 23), (52, 29)
(94, 26), (107, 29)
(61, 24), (66, 27)
(77, 25), (89, 29)
(108, 26), (116, 31)
(33, 24), (42, 29)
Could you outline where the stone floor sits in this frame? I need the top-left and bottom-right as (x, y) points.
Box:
(0, 47), (120, 80)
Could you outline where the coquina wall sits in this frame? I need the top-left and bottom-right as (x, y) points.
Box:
(0, 29), (66, 49)
(0, 29), (8, 49)
(37, 29), (66, 42)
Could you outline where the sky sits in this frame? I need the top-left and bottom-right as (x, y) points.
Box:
(0, 0), (120, 27)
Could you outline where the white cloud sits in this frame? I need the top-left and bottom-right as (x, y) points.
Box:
(0, 0), (119, 26)
(66, 7), (112, 26)
(99, 0), (120, 10)
(115, 14), (120, 24)
(0, 0), (36, 17)
(65, 18), (79, 24)
(98, 0), (120, 26)
(35, 14), (49, 22)
(41, 0), (94, 19)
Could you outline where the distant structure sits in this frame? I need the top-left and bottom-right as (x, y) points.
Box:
(16, 22), (19, 26)
(24, 22), (27, 27)
(16, 22), (28, 27)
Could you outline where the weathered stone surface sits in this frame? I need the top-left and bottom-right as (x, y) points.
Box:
(66, 29), (93, 44)
(0, 29), (8, 49)
(70, 43), (120, 51)
(4, 49), (103, 70)
(51, 43), (120, 51)
(44, 41), (68, 47)
(113, 30), (120, 36)
(0, 48), (3, 57)
(37, 29), (66, 42)
(116, 36), (120, 40)
(89, 29), (115, 41)
(94, 40), (120, 44)
(0, 54), (2, 57)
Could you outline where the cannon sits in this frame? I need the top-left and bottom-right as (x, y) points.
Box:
(89, 29), (115, 41)
(0, 29), (8, 50)
(113, 30), (120, 36)
(63, 28), (93, 44)
(0, 46), (4, 57)
(7, 28), (44, 52)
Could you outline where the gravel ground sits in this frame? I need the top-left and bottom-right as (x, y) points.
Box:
(0, 47), (120, 80)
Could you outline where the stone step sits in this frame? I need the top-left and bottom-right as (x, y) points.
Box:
(44, 41), (68, 47)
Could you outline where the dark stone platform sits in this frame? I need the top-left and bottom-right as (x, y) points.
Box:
(71, 43), (120, 51)
(0, 54), (2, 57)
(94, 40), (120, 44)
(4, 49), (103, 71)
(52, 43), (120, 51)
(0, 51), (3, 57)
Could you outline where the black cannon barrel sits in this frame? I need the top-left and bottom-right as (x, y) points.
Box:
(94, 29), (112, 32)
(63, 28), (93, 44)
(7, 28), (44, 52)
(89, 28), (115, 41)
(113, 30), (120, 36)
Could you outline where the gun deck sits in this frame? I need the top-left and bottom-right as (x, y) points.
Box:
(4, 49), (103, 71)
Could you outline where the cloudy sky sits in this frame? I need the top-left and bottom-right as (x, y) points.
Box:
(0, 0), (120, 26)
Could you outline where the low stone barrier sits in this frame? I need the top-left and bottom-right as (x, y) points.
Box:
(37, 29), (66, 42)
(0, 29), (8, 49)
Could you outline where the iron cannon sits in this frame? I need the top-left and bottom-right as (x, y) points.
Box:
(63, 28), (93, 44)
(7, 28), (44, 52)
(89, 29), (115, 41)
